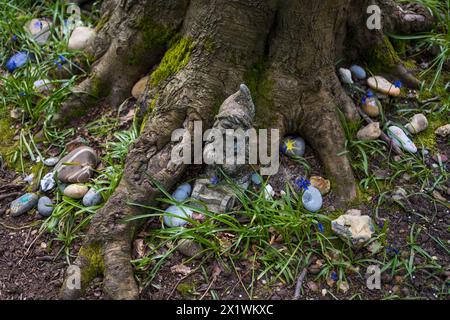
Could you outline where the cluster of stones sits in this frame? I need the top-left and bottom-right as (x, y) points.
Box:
(10, 146), (103, 218)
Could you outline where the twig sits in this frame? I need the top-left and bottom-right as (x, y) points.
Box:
(357, 108), (404, 156)
(294, 268), (308, 300)
(0, 192), (22, 201)
(0, 221), (41, 231)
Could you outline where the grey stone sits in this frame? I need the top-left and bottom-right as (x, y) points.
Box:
(38, 196), (54, 217)
(163, 205), (193, 227)
(339, 67), (353, 84)
(302, 186), (322, 212)
(177, 239), (203, 258)
(10, 193), (38, 217)
(82, 188), (103, 206)
(350, 65), (367, 80)
(43, 157), (59, 167)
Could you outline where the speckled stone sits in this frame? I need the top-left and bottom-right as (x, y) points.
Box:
(10, 193), (38, 217)
(63, 184), (89, 199)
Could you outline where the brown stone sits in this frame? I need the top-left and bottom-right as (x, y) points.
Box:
(309, 176), (331, 195)
(55, 146), (98, 183)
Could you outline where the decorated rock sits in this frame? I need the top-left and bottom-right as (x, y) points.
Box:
(387, 126), (417, 153)
(367, 76), (400, 96)
(68, 26), (96, 50)
(10, 193), (38, 217)
(251, 173), (262, 185)
(331, 210), (375, 247)
(356, 122), (381, 141)
(163, 205), (193, 227)
(82, 188), (103, 207)
(38, 196), (54, 217)
(302, 186), (322, 212)
(172, 183), (192, 202)
(63, 184), (89, 199)
(33, 79), (53, 94)
(6, 52), (30, 73)
(131, 76), (150, 99)
(350, 65), (366, 80)
(55, 146), (98, 183)
(361, 91), (380, 117)
(338, 68), (353, 84)
(309, 176), (331, 195)
(281, 136), (306, 158)
(405, 113), (428, 134)
(40, 172), (56, 192)
(26, 19), (51, 45)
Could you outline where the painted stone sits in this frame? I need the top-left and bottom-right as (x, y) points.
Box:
(55, 146), (98, 183)
(68, 26), (96, 50)
(34, 79), (53, 94)
(10, 193), (38, 217)
(361, 91), (380, 117)
(281, 136), (306, 158)
(6, 52), (29, 73)
(302, 186), (322, 212)
(38, 196), (54, 217)
(251, 173), (262, 185)
(40, 172), (56, 192)
(163, 205), (193, 227)
(63, 184), (89, 199)
(387, 126), (417, 153)
(172, 183), (192, 202)
(367, 76), (401, 96)
(27, 19), (51, 45)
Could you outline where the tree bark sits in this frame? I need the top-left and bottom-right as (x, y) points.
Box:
(58, 0), (433, 299)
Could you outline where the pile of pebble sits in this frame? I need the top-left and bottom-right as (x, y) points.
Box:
(10, 145), (103, 218)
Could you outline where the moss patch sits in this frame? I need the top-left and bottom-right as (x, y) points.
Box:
(78, 244), (104, 285)
(150, 36), (194, 86)
(0, 117), (20, 170)
(244, 60), (276, 129)
(366, 36), (401, 74)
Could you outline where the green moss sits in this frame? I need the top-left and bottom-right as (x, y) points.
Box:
(127, 18), (175, 66)
(78, 244), (104, 285)
(203, 37), (215, 53)
(0, 117), (20, 170)
(244, 60), (276, 129)
(414, 113), (446, 151)
(150, 36), (194, 86)
(366, 36), (401, 74)
(176, 281), (197, 298)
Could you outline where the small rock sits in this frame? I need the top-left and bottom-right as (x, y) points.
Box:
(321, 289), (327, 296)
(432, 154), (448, 163)
(82, 188), (103, 206)
(43, 157), (59, 167)
(367, 76), (401, 96)
(435, 124), (450, 137)
(68, 26), (96, 50)
(346, 209), (362, 216)
(339, 67), (353, 84)
(40, 172), (56, 192)
(357, 122), (381, 141)
(251, 173), (262, 185)
(10, 108), (23, 119)
(392, 187), (408, 201)
(432, 190), (447, 202)
(302, 186), (323, 212)
(55, 146), (98, 183)
(177, 239), (203, 258)
(6, 51), (30, 73)
(33, 79), (53, 94)
(307, 281), (319, 292)
(172, 183), (192, 202)
(131, 76), (150, 99)
(338, 281), (350, 293)
(38, 196), (54, 217)
(263, 184), (275, 200)
(387, 126), (417, 153)
(405, 113), (428, 134)
(24, 173), (34, 184)
(10, 193), (39, 217)
(350, 65), (367, 80)
(281, 136), (305, 158)
(163, 205), (193, 227)
(331, 213), (375, 247)
(309, 176), (330, 195)
(63, 184), (89, 199)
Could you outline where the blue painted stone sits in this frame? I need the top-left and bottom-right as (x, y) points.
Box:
(177, 183), (192, 195)
(302, 186), (323, 212)
(172, 183), (192, 201)
(251, 173), (262, 185)
(10, 193), (38, 217)
(38, 196), (54, 217)
(281, 136), (306, 158)
(163, 205), (193, 227)
(6, 52), (29, 72)
(387, 126), (417, 153)
(82, 188), (103, 207)
(350, 65), (367, 80)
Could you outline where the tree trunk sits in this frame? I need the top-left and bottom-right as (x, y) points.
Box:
(58, 0), (432, 299)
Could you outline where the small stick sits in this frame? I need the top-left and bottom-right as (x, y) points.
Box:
(0, 192), (23, 201)
(294, 268), (308, 300)
(357, 108), (404, 156)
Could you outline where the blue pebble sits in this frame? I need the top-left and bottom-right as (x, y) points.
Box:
(350, 65), (366, 80)
(82, 188), (103, 207)
(176, 183), (192, 195)
(302, 186), (323, 212)
(172, 189), (189, 202)
(251, 173), (262, 185)
(163, 205), (193, 227)
(6, 52), (29, 72)
(38, 196), (54, 217)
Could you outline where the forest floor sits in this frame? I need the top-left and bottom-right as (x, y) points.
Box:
(0, 1), (449, 300)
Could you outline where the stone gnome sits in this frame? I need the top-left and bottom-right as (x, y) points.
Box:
(191, 84), (256, 213)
